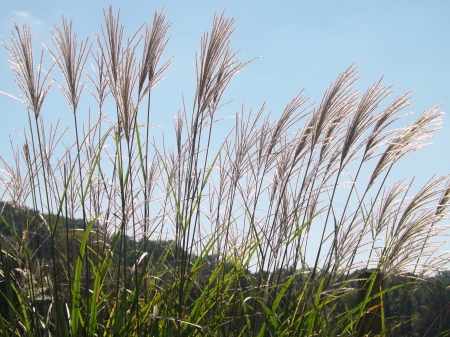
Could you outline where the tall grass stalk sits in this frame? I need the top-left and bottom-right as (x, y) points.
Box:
(0, 7), (449, 336)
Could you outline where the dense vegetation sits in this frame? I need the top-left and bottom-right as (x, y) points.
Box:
(1, 201), (450, 336)
(0, 7), (449, 336)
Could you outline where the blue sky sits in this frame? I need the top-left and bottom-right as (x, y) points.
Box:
(0, 0), (447, 201)
(0, 1), (449, 269)
(0, 1), (449, 187)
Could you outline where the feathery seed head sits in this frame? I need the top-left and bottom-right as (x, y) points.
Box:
(48, 15), (91, 113)
(2, 22), (53, 117)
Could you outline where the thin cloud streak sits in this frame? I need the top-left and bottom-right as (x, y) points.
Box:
(12, 11), (42, 25)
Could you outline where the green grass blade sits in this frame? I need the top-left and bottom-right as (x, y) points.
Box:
(71, 217), (97, 336)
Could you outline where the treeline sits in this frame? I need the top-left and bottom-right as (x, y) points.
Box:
(1, 201), (450, 336)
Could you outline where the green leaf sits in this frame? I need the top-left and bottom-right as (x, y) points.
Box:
(71, 217), (98, 336)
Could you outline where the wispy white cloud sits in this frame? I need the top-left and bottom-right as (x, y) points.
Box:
(12, 11), (42, 25)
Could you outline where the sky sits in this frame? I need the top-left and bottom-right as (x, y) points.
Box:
(0, 1), (449, 186)
(0, 1), (449, 271)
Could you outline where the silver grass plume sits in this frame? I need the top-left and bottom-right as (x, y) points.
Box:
(45, 16), (91, 113)
(1, 22), (53, 117)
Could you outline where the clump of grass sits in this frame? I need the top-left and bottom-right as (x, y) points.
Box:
(0, 7), (449, 336)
